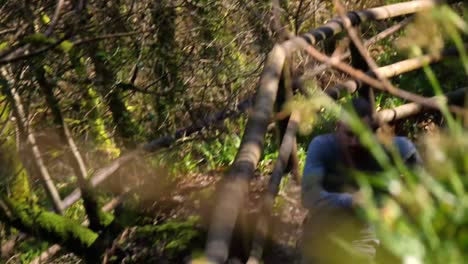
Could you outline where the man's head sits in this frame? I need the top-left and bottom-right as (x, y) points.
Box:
(336, 97), (377, 155)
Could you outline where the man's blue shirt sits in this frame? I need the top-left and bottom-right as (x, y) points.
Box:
(302, 134), (420, 210)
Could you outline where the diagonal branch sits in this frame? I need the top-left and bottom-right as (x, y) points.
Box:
(0, 74), (64, 214)
(45, 0), (66, 36)
(0, 36), (68, 66)
(300, 16), (413, 81)
(326, 45), (465, 99)
(302, 43), (468, 117)
(302, 43), (437, 108)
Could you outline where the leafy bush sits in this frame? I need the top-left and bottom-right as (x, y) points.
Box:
(352, 6), (467, 262)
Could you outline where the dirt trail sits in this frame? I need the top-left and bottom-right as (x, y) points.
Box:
(45, 171), (306, 263)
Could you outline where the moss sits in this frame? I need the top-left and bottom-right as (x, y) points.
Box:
(84, 86), (120, 157)
(5, 198), (99, 256)
(0, 95), (31, 202)
(134, 216), (204, 258)
(10, 170), (30, 202)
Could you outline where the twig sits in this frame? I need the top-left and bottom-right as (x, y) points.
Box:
(0, 28), (16, 36)
(365, 16), (413, 46)
(0, 36), (68, 65)
(294, 0), (305, 35)
(301, 43), (443, 109)
(73, 30), (150, 46)
(45, 0), (66, 36)
(271, 0), (293, 41)
(300, 16), (413, 81)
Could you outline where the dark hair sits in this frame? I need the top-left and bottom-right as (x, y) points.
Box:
(347, 97), (378, 131)
(351, 97), (373, 118)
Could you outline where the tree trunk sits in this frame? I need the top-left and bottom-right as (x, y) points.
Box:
(35, 66), (112, 231)
(0, 76), (64, 214)
(88, 47), (141, 147)
(68, 50), (120, 157)
(150, 0), (181, 134)
(1, 198), (105, 262)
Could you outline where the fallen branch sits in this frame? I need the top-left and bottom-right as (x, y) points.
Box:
(376, 87), (468, 123)
(301, 42), (442, 109)
(61, 96), (254, 208)
(247, 111), (300, 264)
(300, 16), (413, 82)
(29, 194), (126, 264)
(326, 46), (464, 99)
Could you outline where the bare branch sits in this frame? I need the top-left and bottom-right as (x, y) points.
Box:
(45, 0), (66, 36)
(0, 28), (16, 36)
(300, 16), (413, 81)
(0, 72), (64, 214)
(73, 30), (150, 46)
(301, 43), (441, 108)
(326, 45), (465, 98)
(377, 87), (468, 123)
(0, 36), (68, 66)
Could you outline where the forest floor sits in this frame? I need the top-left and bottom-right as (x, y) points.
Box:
(46, 171), (307, 264)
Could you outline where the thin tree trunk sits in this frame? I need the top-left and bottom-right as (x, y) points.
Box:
(88, 47), (140, 147)
(0, 74), (63, 214)
(35, 67), (111, 231)
(247, 110), (300, 264)
(150, 0), (180, 132)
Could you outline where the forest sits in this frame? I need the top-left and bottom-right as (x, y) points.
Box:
(0, 0), (467, 263)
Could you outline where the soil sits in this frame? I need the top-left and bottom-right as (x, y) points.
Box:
(34, 171), (307, 264)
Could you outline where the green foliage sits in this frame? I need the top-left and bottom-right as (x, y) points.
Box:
(17, 239), (50, 263)
(59, 40), (74, 53)
(65, 200), (87, 222)
(23, 33), (55, 45)
(134, 216), (203, 258)
(258, 132), (280, 173)
(197, 134), (241, 170)
(343, 6), (468, 262)
(0, 41), (8, 52)
(5, 198), (99, 251)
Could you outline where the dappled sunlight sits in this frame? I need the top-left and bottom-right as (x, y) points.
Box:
(0, 1), (467, 263)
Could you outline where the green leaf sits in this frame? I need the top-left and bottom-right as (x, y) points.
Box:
(0, 42), (8, 52)
(59, 40), (74, 53)
(23, 33), (54, 45)
(41, 12), (51, 25)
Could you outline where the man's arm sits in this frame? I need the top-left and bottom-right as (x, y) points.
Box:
(302, 137), (353, 210)
(395, 137), (422, 166)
